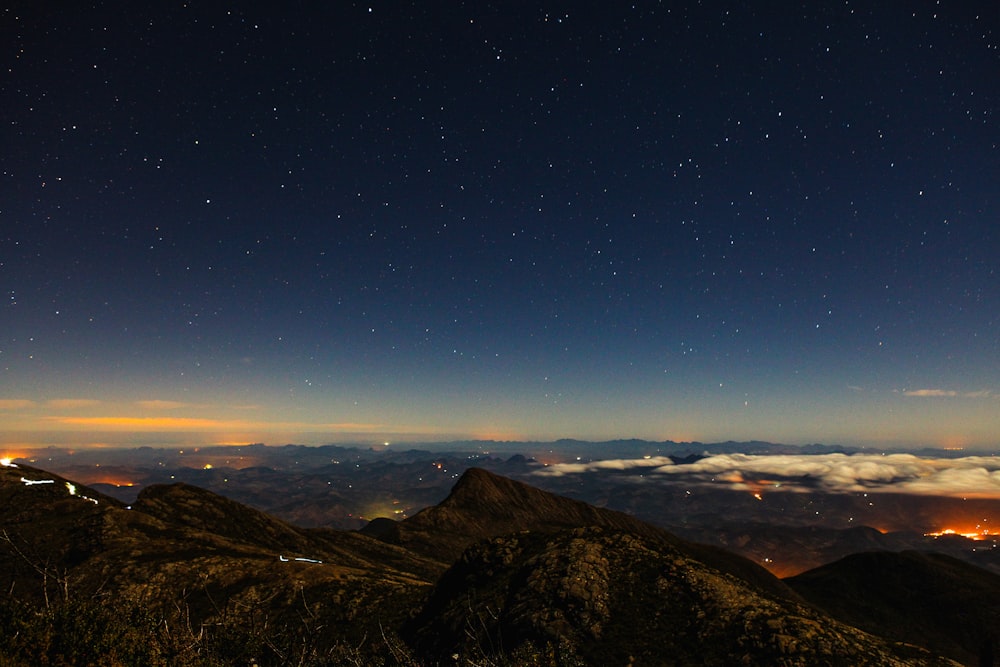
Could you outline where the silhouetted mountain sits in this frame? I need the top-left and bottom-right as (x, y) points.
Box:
(366, 467), (797, 602)
(401, 466), (670, 542)
(788, 551), (1000, 666)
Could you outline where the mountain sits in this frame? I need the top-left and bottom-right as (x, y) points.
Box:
(0, 461), (975, 665)
(787, 551), (1000, 666)
(392, 469), (956, 666)
(404, 526), (955, 666)
(365, 466), (670, 551)
(367, 466), (798, 602)
(0, 460), (438, 664)
(674, 522), (928, 577)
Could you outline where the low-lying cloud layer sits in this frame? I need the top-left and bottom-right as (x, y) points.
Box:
(534, 452), (1000, 498)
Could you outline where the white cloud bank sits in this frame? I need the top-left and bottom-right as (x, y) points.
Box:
(535, 452), (1000, 498)
(533, 456), (677, 475)
(900, 388), (994, 398)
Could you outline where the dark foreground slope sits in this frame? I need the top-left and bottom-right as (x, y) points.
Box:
(787, 551), (1000, 667)
(0, 461), (438, 664)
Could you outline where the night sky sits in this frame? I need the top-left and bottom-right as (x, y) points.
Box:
(2, 2), (998, 450)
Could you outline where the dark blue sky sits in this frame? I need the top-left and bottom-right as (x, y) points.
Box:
(2, 2), (997, 449)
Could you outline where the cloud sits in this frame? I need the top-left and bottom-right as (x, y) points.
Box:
(0, 399), (37, 410)
(896, 465), (1000, 496)
(650, 453), (933, 490)
(535, 456), (676, 477)
(964, 390), (994, 399)
(47, 399), (101, 409)
(535, 452), (1000, 498)
(901, 388), (993, 398)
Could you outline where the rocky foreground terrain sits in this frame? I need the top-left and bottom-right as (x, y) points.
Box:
(2, 459), (997, 665)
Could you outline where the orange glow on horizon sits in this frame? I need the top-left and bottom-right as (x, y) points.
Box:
(764, 561), (806, 579)
(939, 435), (970, 450)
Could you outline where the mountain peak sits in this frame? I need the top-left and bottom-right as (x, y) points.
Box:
(441, 466), (555, 514)
(420, 466), (657, 534)
(366, 467), (800, 603)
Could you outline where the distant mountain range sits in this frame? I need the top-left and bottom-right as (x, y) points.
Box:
(2, 458), (997, 665)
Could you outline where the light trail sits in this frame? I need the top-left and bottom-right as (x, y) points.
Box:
(278, 555), (323, 564)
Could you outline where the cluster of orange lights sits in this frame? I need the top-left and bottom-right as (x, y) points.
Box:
(92, 479), (135, 487)
(925, 527), (1000, 541)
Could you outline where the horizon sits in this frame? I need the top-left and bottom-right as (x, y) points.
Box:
(0, 430), (1000, 458)
(2, 435), (995, 456)
(0, 419), (997, 453)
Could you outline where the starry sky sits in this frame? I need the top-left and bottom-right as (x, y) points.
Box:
(2, 2), (998, 450)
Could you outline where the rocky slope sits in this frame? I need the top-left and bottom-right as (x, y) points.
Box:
(404, 525), (957, 666)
